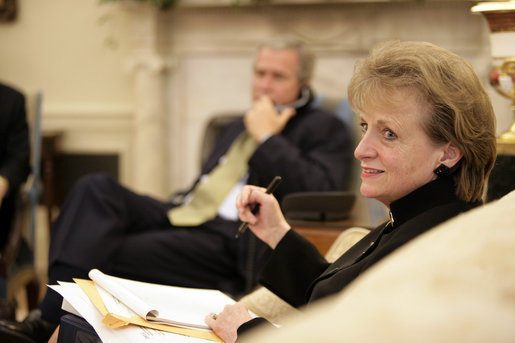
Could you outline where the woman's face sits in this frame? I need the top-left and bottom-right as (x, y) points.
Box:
(354, 91), (446, 207)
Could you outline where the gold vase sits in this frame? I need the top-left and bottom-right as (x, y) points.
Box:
(472, 1), (515, 151)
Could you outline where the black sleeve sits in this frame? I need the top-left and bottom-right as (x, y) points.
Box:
(259, 230), (330, 308)
(237, 317), (274, 340)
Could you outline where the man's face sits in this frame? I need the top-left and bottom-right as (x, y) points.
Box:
(252, 47), (303, 106)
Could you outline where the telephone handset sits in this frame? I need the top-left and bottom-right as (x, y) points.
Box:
(275, 87), (311, 112)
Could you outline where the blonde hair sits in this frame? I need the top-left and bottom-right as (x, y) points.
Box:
(348, 41), (496, 202)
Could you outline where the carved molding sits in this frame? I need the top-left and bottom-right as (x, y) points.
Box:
(176, 0), (478, 8)
(121, 1), (171, 197)
(165, 2), (486, 56)
(125, 53), (174, 74)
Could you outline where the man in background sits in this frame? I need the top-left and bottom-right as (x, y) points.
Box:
(0, 82), (31, 319)
(0, 36), (352, 342)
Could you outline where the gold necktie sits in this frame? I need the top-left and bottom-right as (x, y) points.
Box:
(168, 132), (258, 226)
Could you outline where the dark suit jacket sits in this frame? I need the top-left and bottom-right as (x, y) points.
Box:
(259, 175), (481, 308)
(181, 100), (352, 207)
(0, 82), (30, 197)
(0, 82), (30, 239)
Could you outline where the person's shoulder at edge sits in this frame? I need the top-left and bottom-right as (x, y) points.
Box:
(0, 81), (25, 99)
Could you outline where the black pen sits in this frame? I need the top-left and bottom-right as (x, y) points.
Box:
(235, 176), (282, 239)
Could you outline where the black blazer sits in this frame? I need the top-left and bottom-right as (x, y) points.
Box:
(260, 175), (481, 307)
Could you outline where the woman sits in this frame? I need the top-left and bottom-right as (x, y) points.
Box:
(205, 40), (497, 343)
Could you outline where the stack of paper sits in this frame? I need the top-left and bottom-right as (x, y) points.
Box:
(50, 269), (236, 342)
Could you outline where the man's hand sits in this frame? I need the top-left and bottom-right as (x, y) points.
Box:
(244, 95), (296, 142)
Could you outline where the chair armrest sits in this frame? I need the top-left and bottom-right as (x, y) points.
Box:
(281, 191), (356, 221)
(324, 227), (370, 262)
(239, 287), (297, 325)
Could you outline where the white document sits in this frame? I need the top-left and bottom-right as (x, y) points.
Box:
(88, 269), (235, 330)
(50, 283), (212, 343)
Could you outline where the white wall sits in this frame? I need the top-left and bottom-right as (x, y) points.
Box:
(0, 0), (132, 111)
(0, 0), (135, 186)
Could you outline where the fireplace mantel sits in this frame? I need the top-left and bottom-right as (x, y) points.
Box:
(124, 0), (478, 9)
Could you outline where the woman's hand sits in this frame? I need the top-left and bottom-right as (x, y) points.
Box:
(205, 303), (252, 343)
(236, 185), (290, 249)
